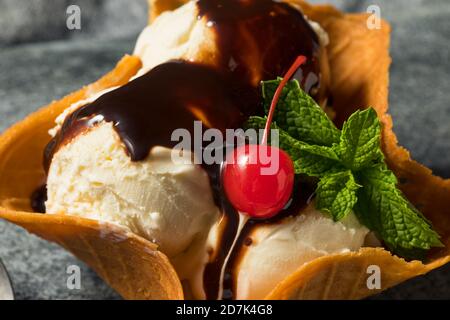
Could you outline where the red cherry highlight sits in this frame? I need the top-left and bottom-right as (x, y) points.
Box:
(222, 56), (307, 219)
(222, 144), (295, 219)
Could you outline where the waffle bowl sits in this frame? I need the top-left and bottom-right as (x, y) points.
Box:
(0, 0), (449, 300)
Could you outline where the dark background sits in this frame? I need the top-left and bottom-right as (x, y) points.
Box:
(0, 0), (449, 299)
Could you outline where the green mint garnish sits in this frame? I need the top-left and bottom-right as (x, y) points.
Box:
(354, 164), (443, 259)
(246, 79), (442, 260)
(338, 109), (383, 171)
(316, 170), (360, 222)
(262, 79), (340, 146)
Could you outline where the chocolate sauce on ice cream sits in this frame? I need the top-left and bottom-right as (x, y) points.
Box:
(39, 0), (325, 299)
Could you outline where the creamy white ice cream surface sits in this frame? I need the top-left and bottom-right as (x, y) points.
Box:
(46, 122), (220, 298)
(235, 202), (369, 299)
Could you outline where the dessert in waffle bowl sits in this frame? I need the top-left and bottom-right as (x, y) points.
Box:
(0, 0), (449, 300)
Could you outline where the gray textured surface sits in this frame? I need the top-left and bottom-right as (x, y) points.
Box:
(0, 0), (449, 300)
(0, 0), (147, 45)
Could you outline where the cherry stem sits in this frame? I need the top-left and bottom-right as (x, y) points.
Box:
(261, 55), (307, 145)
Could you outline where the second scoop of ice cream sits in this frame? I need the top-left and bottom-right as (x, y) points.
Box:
(235, 203), (369, 299)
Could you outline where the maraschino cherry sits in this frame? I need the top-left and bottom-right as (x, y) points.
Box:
(222, 56), (307, 219)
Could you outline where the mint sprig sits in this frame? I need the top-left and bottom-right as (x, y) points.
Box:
(262, 79), (340, 146)
(246, 79), (442, 259)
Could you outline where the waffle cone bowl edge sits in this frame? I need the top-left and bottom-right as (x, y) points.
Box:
(0, 0), (449, 300)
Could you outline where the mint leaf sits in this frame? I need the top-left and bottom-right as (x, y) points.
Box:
(355, 164), (442, 257)
(293, 143), (343, 177)
(261, 79), (340, 146)
(316, 171), (360, 221)
(245, 116), (340, 177)
(299, 144), (340, 160)
(294, 152), (341, 178)
(338, 108), (382, 171)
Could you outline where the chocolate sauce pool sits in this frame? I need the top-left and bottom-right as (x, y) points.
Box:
(35, 0), (324, 299)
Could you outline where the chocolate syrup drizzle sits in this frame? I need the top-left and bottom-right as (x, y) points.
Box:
(36, 0), (323, 299)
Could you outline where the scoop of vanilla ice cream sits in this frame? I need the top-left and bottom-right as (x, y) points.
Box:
(133, 1), (218, 77)
(235, 202), (369, 299)
(133, 1), (328, 78)
(46, 122), (220, 296)
(46, 0), (223, 255)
